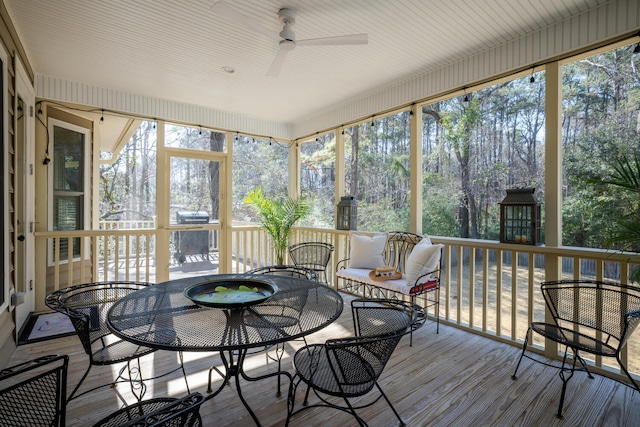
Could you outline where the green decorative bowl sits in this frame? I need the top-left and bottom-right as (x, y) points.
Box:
(183, 276), (278, 309)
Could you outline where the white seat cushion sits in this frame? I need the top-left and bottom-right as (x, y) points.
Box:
(337, 268), (413, 294)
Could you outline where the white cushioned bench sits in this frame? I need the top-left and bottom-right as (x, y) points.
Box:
(335, 231), (444, 336)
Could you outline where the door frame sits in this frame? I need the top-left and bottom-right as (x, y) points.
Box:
(163, 147), (227, 281)
(14, 57), (35, 335)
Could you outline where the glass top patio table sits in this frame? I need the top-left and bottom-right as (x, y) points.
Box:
(106, 273), (344, 426)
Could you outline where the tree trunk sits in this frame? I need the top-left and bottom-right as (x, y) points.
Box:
(208, 132), (224, 220)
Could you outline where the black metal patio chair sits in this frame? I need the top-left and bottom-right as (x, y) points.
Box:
(92, 392), (205, 427)
(288, 242), (334, 284)
(511, 279), (640, 419)
(286, 298), (424, 426)
(45, 281), (189, 402)
(0, 354), (68, 427)
(235, 265), (315, 396)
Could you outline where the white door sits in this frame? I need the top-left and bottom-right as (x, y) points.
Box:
(14, 59), (35, 335)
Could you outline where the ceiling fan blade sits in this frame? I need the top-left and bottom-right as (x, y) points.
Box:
(266, 47), (290, 77)
(211, 2), (273, 38)
(296, 33), (368, 47)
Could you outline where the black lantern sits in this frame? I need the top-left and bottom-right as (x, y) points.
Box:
(499, 187), (541, 245)
(336, 196), (357, 230)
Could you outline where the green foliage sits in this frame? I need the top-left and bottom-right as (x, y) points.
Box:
(243, 188), (311, 265)
(423, 188), (460, 237)
(299, 134), (336, 228)
(233, 136), (289, 222)
(357, 197), (410, 232)
(587, 153), (640, 254)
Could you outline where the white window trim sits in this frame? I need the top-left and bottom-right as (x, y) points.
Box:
(47, 118), (91, 266)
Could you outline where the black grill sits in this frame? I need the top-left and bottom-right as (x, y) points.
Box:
(174, 211), (210, 263)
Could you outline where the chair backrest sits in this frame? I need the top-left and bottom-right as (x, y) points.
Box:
(246, 266), (312, 318)
(0, 354), (68, 427)
(45, 281), (152, 357)
(246, 265), (317, 281)
(288, 242), (334, 274)
(325, 325), (408, 397)
(541, 280), (640, 350)
(92, 392), (205, 427)
(385, 231), (423, 273)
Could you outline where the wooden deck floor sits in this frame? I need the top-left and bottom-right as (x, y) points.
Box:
(8, 292), (640, 427)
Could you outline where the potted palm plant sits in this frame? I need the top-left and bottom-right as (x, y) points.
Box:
(244, 188), (311, 265)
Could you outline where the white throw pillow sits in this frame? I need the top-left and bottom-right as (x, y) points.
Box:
(348, 232), (387, 269)
(405, 241), (444, 283)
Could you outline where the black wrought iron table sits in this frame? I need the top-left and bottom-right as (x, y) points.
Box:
(106, 273), (343, 426)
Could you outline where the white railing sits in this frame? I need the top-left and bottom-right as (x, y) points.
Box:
(99, 219), (156, 230)
(35, 225), (640, 381)
(34, 229), (159, 313)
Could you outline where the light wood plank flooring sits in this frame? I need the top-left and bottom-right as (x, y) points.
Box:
(8, 293), (640, 427)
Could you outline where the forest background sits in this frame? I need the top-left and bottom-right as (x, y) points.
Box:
(98, 41), (640, 254)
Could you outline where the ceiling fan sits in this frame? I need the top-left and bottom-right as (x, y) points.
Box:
(212, 2), (368, 77)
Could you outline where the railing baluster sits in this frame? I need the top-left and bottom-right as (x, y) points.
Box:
(34, 225), (640, 379)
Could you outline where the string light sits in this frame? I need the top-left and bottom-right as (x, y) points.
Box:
(529, 66), (536, 84)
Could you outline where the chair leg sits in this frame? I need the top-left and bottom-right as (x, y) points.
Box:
(338, 394), (369, 427)
(575, 354), (594, 379)
(435, 287), (440, 334)
(286, 374), (301, 427)
(511, 327), (531, 380)
(617, 355), (640, 393)
(68, 363), (92, 401)
(375, 381), (405, 426)
(275, 343), (286, 396)
(207, 364), (227, 393)
(178, 351), (190, 394)
(556, 347), (578, 419)
(274, 336), (308, 396)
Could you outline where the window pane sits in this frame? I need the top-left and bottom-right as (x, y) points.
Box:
(165, 123), (225, 152)
(233, 135), (288, 221)
(344, 112), (411, 232)
(421, 72), (545, 239)
(99, 121), (157, 228)
(562, 41), (640, 250)
(300, 133), (335, 228)
(53, 125), (84, 192)
(54, 196), (81, 230)
(169, 157), (220, 222)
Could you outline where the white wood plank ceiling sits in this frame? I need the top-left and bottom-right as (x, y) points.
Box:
(3, 0), (621, 127)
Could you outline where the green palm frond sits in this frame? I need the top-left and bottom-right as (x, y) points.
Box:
(588, 152), (640, 282)
(244, 188), (311, 264)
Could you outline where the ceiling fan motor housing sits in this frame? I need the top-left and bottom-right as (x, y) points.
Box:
(278, 8), (296, 41)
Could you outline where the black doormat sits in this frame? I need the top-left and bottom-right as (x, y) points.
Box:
(18, 308), (99, 345)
